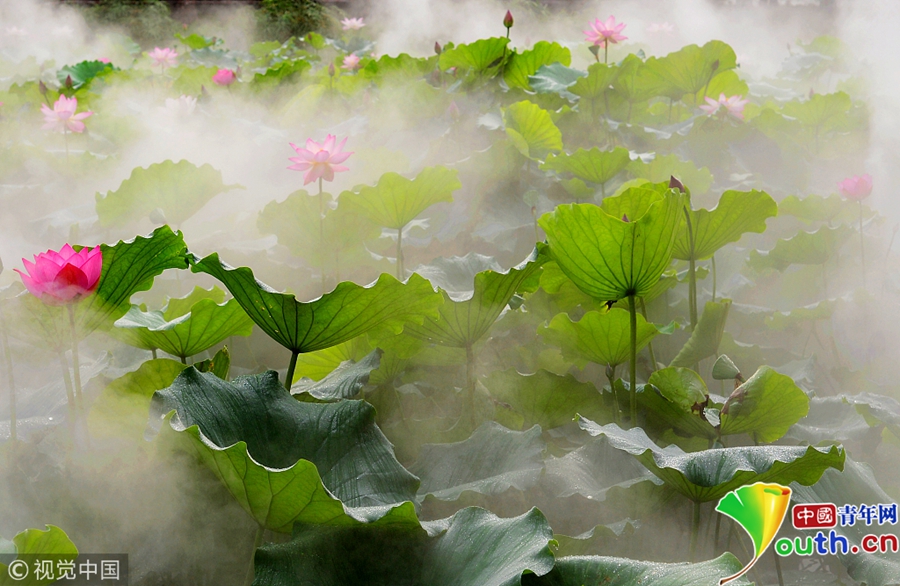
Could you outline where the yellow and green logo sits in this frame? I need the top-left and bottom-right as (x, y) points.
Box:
(715, 482), (792, 585)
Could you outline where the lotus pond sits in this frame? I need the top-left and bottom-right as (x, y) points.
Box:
(0, 2), (896, 585)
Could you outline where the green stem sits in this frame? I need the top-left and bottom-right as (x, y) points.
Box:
(689, 500), (701, 561)
(285, 350), (299, 391)
(713, 511), (722, 554)
(0, 314), (16, 444)
(604, 43), (608, 64)
(397, 225), (404, 280)
(152, 348), (158, 360)
(859, 201), (867, 290)
(244, 524), (265, 586)
(711, 255), (717, 303)
(683, 207), (698, 328)
(638, 298), (657, 372)
(180, 355), (187, 365)
(466, 343), (476, 428)
(318, 178), (326, 292)
(605, 364), (620, 426)
(628, 294), (637, 428)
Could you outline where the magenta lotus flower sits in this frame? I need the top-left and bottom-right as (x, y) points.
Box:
(212, 69), (236, 86)
(584, 16), (628, 48)
(40, 95), (92, 133)
(838, 174), (873, 201)
(288, 135), (353, 185)
(700, 93), (749, 120)
(15, 245), (102, 305)
(342, 54), (361, 70)
(148, 47), (178, 69)
(341, 17), (365, 31)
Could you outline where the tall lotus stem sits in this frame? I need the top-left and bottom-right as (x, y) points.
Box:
(0, 312), (16, 444)
(859, 201), (866, 289)
(638, 298), (657, 372)
(604, 43), (609, 64)
(465, 343), (476, 428)
(628, 294), (637, 427)
(690, 500), (701, 561)
(683, 207), (698, 328)
(396, 224), (405, 280)
(318, 177), (326, 292)
(66, 305), (84, 419)
(244, 523), (264, 586)
(285, 350), (299, 391)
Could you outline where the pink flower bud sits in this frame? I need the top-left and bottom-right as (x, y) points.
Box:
(503, 10), (514, 29)
(212, 69), (236, 86)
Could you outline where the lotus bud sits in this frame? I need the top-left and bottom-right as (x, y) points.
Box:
(588, 44), (601, 61)
(38, 80), (47, 95)
(65, 75), (73, 89)
(503, 10), (514, 29)
(668, 175), (685, 193)
(328, 62), (336, 77)
(434, 41), (442, 55)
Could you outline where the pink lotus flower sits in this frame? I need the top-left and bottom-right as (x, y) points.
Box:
(342, 54), (361, 70)
(838, 174), (873, 201)
(584, 16), (628, 48)
(212, 69), (236, 86)
(40, 95), (93, 133)
(341, 17), (365, 31)
(288, 135), (353, 185)
(148, 47), (178, 69)
(98, 57), (111, 64)
(15, 245), (102, 305)
(700, 93), (749, 120)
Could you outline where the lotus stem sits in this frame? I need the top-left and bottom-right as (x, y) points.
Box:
(396, 224), (404, 280)
(713, 512), (722, 553)
(628, 294), (637, 428)
(466, 343), (476, 428)
(604, 43), (608, 64)
(152, 348), (158, 360)
(711, 255), (717, 303)
(285, 349), (299, 391)
(318, 177), (326, 292)
(0, 313), (17, 444)
(690, 500), (701, 561)
(683, 207), (698, 328)
(638, 298), (657, 372)
(605, 364), (621, 426)
(859, 201), (866, 290)
(66, 305), (84, 418)
(244, 523), (264, 586)
(180, 355), (187, 365)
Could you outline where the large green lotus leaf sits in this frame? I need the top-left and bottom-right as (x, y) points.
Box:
(522, 553), (750, 586)
(410, 422), (544, 501)
(404, 249), (547, 347)
(611, 54), (665, 105)
(8, 226), (188, 349)
(578, 418), (844, 503)
(504, 100), (563, 159)
(747, 224), (853, 271)
(190, 253), (442, 353)
(528, 63), (586, 99)
(569, 62), (619, 100)
(779, 193), (875, 224)
(147, 369), (419, 530)
(0, 525), (78, 586)
(841, 392), (900, 439)
(483, 368), (610, 431)
(289, 340), (369, 381)
(254, 506), (555, 586)
(719, 366), (810, 443)
(539, 188), (686, 301)
(673, 190), (778, 261)
(552, 520), (638, 558)
(694, 70), (749, 104)
(504, 41), (571, 90)
(251, 59), (310, 89)
(112, 297), (253, 359)
(540, 147), (630, 186)
(291, 349), (381, 401)
(648, 367), (707, 411)
(95, 160), (242, 228)
(341, 166), (460, 230)
(782, 91), (852, 128)
(57, 59), (117, 89)
(599, 182), (669, 220)
(669, 300), (731, 368)
(439, 37), (509, 72)
(784, 396), (876, 446)
(538, 309), (662, 368)
(89, 358), (186, 441)
(372, 53), (435, 83)
(792, 458), (900, 586)
(625, 155), (714, 195)
(643, 41), (738, 101)
(163, 285), (225, 319)
(633, 382), (717, 441)
(765, 299), (835, 331)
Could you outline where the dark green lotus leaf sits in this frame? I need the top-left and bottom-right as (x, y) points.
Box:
(669, 300), (731, 368)
(649, 367), (707, 412)
(539, 186), (686, 301)
(504, 100), (563, 159)
(522, 553), (750, 586)
(8, 226), (189, 349)
(190, 253), (442, 354)
(410, 422), (544, 501)
(439, 37), (509, 73)
(552, 520), (638, 557)
(0, 525), (78, 585)
(626, 155), (714, 195)
(112, 296), (253, 359)
(89, 358), (186, 441)
(291, 349), (381, 401)
(57, 60), (117, 89)
(719, 366), (810, 443)
(673, 190), (778, 261)
(579, 418), (844, 502)
(538, 309), (664, 368)
(765, 299), (835, 331)
(404, 249), (547, 347)
(529, 63), (586, 99)
(747, 225), (853, 271)
(147, 368), (419, 531)
(341, 166), (460, 230)
(504, 41), (571, 90)
(643, 41), (738, 101)
(95, 160), (242, 228)
(254, 506), (555, 586)
(483, 368), (610, 431)
(792, 458), (900, 586)
(541, 433), (661, 501)
(541, 147), (630, 187)
(631, 381), (717, 441)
